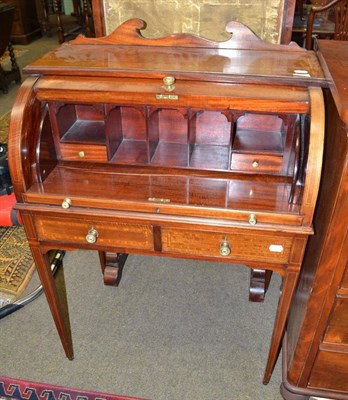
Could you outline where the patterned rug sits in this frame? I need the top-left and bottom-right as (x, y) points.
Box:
(0, 376), (146, 400)
(0, 111), (10, 143)
(0, 111), (36, 307)
(0, 48), (28, 68)
(0, 225), (36, 307)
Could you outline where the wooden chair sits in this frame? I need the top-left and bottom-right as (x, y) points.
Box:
(0, 4), (21, 94)
(306, 0), (348, 49)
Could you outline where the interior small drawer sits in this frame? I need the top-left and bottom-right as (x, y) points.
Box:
(60, 143), (107, 162)
(231, 153), (282, 173)
(161, 228), (292, 263)
(34, 216), (153, 250)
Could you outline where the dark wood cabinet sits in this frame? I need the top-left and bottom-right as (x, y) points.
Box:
(8, 0), (41, 44)
(281, 40), (348, 400)
(8, 19), (326, 387)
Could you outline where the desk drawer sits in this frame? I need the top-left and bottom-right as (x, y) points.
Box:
(231, 153), (282, 173)
(161, 228), (292, 263)
(60, 143), (107, 162)
(34, 216), (153, 250)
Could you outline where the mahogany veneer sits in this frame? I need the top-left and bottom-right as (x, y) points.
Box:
(9, 19), (326, 385)
(281, 40), (348, 400)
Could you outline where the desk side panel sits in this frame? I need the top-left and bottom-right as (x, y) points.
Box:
(286, 88), (348, 386)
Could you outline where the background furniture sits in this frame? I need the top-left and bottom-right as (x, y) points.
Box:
(91, 0), (297, 44)
(281, 40), (348, 400)
(0, 3), (21, 93)
(36, 0), (94, 43)
(292, 13), (335, 46)
(305, 0), (348, 49)
(292, 0), (336, 47)
(53, 0), (93, 43)
(295, 0), (307, 20)
(35, 0), (52, 37)
(3, 0), (42, 44)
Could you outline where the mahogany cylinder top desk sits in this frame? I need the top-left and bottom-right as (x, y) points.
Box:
(8, 19), (326, 386)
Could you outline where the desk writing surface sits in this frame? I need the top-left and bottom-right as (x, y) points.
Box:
(25, 44), (325, 85)
(24, 18), (325, 85)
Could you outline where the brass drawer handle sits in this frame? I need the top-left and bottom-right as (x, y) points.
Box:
(220, 239), (231, 256)
(252, 160), (259, 168)
(61, 198), (72, 209)
(86, 227), (99, 244)
(162, 76), (175, 92)
(248, 213), (257, 225)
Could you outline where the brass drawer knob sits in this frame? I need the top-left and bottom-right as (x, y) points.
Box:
(220, 240), (231, 256)
(248, 213), (257, 225)
(86, 227), (99, 244)
(252, 160), (259, 168)
(61, 198), (72, 209)
(162, 76), (175, 92)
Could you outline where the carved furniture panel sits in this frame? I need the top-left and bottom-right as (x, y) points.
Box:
(91, 0), (297, 44)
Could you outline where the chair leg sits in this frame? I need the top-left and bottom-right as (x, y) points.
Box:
(54, 0), (65, 43)
(82, 0), (92, 37)
(0, 66), (9, 94)
(0, 42), (21, 93)
(40, 0), (52, 37)
(8, 42), (21, 84)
